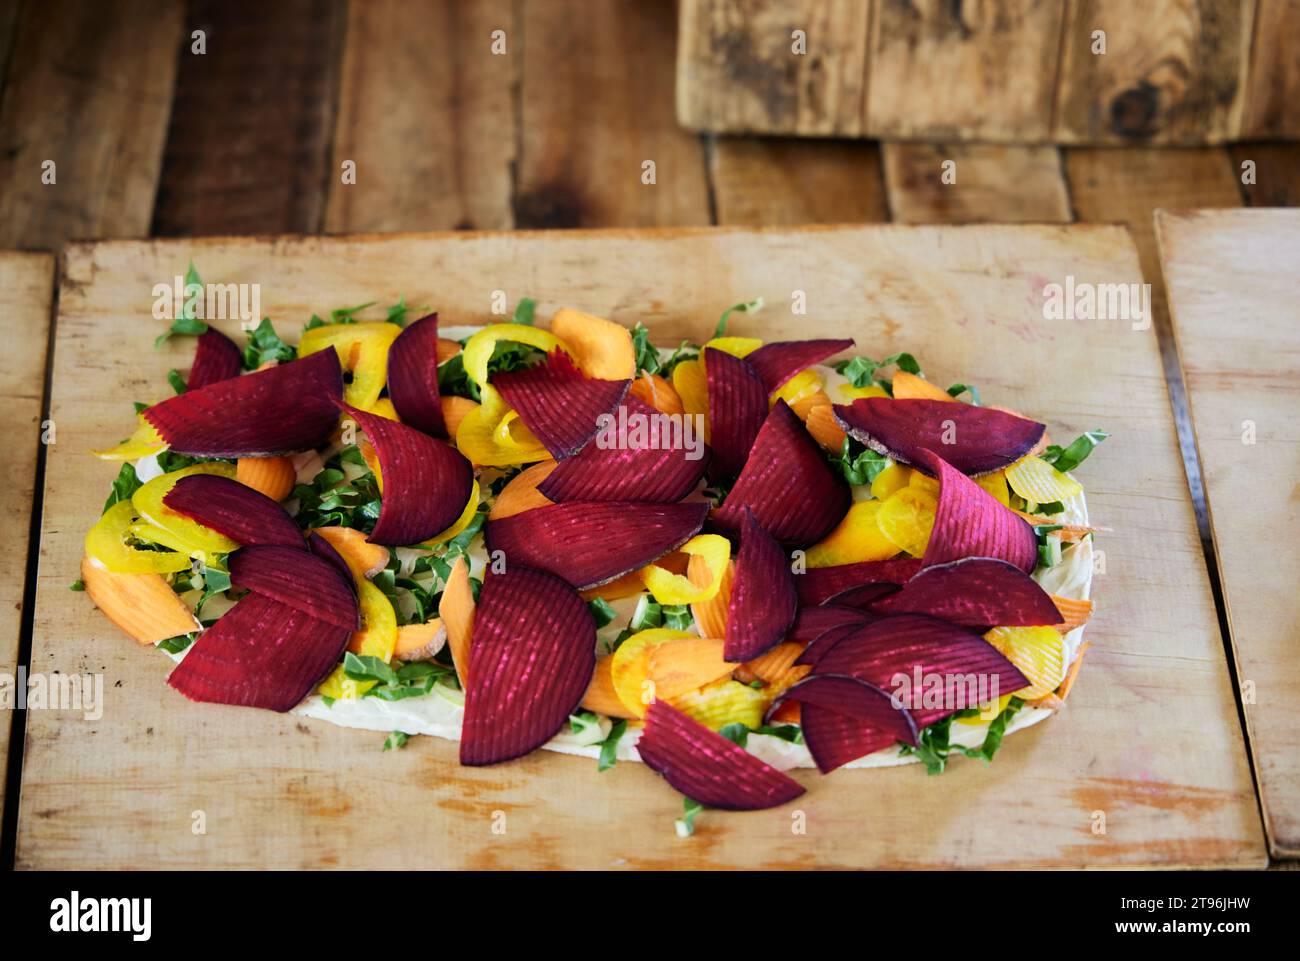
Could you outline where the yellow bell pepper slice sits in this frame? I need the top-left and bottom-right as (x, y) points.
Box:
(461, 323), (567, 387)
(955, 692), (1014, 725)
(131, 462), (239, 559)
(839, 383), (890, 401)
(299, 321), (401, 411)
(702, 336), (762, 358)
(805, 500), (899, 567)
(455, 383), (549, 467)
(975, 470), (1011, 507)
(771, 367), (821, 408)
(85, 500), (193, 574)
(610, 628), (694, 716)
(875, 486), (937, 558)
(671, 359), (708, 440)
(424, 480), (481, 547)
(366, 397), (400, 421)
(316, 664), (372, 701)
(319, 575), (400, 700)
(92, 416), (167, 460)
(1004, 455), (1083, 505)
(869, 462), (910, 500)
(984, 626), (1068, 700)
(638, 534), (731, 605)
(126, 519), (227, 570)
(669, 678), (768, 731)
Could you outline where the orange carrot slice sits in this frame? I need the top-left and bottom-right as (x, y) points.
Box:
(311, 526), (390, 578)
(790, 388), (831, 420)
(768, 699), (801, 725)
(440, 395), (478, 439)
(690, 556), (734, 638)
(648, 637), (736, 700)
(549, 307), (636, 380)
(81, 556), (199, 645)
(1056, 641), (1092, 701)
(803, 403), (846, 452)
(436, 338), (462, 364)
(891, 370), (955, 402)
(581, 569), (646, 602)
(236, 455), (297, 502)
(582, 656), (637, 718)
(393, 618), (445, 661)
(1051, 595), (1093, 632)
(628, 371), (684, 416)
(489, 460), (557, 520)
(741, 641), (811, 699)
(439, 556), (475, 686)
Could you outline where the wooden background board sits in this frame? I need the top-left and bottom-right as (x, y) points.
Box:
(17, 225), (1264, 869)
(677, 0), (1289, 143)
(0, 251), (54, 816)
(1157, 208), (1300, 858)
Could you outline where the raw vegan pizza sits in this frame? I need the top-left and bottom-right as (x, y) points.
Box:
(80, 284), (1106, 823)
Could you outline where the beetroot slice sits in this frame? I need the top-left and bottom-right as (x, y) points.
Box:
(820, 582), (902, 610)
(538, 396), (709, 503)
(712, 400), (850, 548)
(306, 531), (352, 584)
(812, 613), (1029, 727)
(636, 700), (805, 810)
(793, 557), (922, 607)
(341, 402), (474, 546)
(144, 349), (342, 457)
(460, 566), (596, 765)
(744, 338), (854, 392)
(786, 604), (870, 646)
(833, 397), (1045, 476)
(771, 674), (918, 736)
(167, 592), (350, 712)
(799, 702), (916, 775)
(705, 347), (767, 481)
(795, 620), (868, 667)
(164, 474), (306, 548)
(227, 544), (358, 630)
(493, 350), (630, 459)
(724, 509), (796, 661)
(386, 312), (447, 438)
(187, 329), (244, 390)
(916, 448), (1037, 573)
(871, 556), (1062, 628)
(484, 501), (708, 589)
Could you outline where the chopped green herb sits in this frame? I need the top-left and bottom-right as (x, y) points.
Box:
(946, 382), (981, 405)
(242, 317), (297, 370)
(1041, 430), (1109, 472)
(157, 632), (198, 655)
(167, 370), (188, 395)
(717, 723), (748, 747)
(597, 719), (628, 772)
(69, 579), (85, 592)
(155, 263), (209, 347)
(630, 594), (663, 631)
(830, 437), (888, 486)
(713, 297), (763, 339)
(753, 723), (803, 745)
(383, 731), (410, 751)
(675, 796), (704, 838)
(512, 297), (536, 326)
(102, 463), (143, 514)
(662, 604), (694, 632)
(835, 351), (921, 389)
(587, 597), (618, 629)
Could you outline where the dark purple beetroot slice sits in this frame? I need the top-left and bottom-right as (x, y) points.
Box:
(493, 350), (630, 459)
(167, 592), (350, 712)
(341, 402), (474, 546)
(813, 613), (1029, 727)
(785, 604), (870, 646)
(724, 509), (796, 661)
(871, 556), (1062, 628)
(484, 501), (708, 589)
(744, 338), (854, 392)
(306, 531), (352, 584)
(460, 566), (596, 765)
(636, 700), (805, 810)
(164, 474), (306, 548)
(793, 557), (922, 607)
(187, 328), (244, 390)
(538, 395), (710, 502)
(795, 620), (868, 667)
(820, 582), (902, 610)
(228, 544), (358, 630)
(798, 702), (915, 774)
(144, 349), (342, 456)
(833, 397), (1045, 476)
(769, 674), (918, 737)
(712, 400), (850, 548)
(705, 347), (767, 480)
(915, 448), (1037, 573)
(386, 312), (447, 438)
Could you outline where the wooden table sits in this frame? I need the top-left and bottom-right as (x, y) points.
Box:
(14, 225), (1264, 869)
(1158, 208), (1300, 858)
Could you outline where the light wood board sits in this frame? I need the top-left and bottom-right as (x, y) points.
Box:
(1157, 208), (1300, 858)
(0, 251), (54, 817)
(18, 225), (1264, 869)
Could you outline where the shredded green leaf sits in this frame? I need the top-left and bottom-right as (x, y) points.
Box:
(155, 263), (209, 347)
(1041, 430), (1109, 472)
(598, 719), (628, 772)
(675, 796), (704, 838)
(713, 297), (763, 339)
(242, 317), (296, 370)
(383, 731), (409, 751)
(830, 437), (888, 486)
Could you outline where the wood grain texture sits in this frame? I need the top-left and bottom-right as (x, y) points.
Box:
(1156, 209), (1300, 857)
(1241, 0), (1300, 138)
(1054, 0), (1254, 145)
(152, 0), (346, 236)
(18, 226), (1263, 869)
(865, 0), (1064, 141)
(0, 251), (54, 817)
(882, 143), (1072, 224)
(710, 138), (888, 225)
(1232, 142), (1300, 207)
(0, 0), (184, 250)
(324, 0), (515, 233)
(676, 0), (871, 136)
(518, 0), (710, 228)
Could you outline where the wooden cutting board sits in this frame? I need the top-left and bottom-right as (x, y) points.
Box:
(17, 225), (1264, 869)
(1157, 208), (1300, 858)
(0, 251), (54, 817)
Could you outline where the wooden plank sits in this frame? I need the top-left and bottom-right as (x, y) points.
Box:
(1232, 142), (1300, 207)
(0, 251), (54, 818)
(0, 0), (22, 96)
(1053, 0), (1254, 145)
(0, 0), (184, 250)
(20, 225), (1263, 869)
(865, 0), (1063, 142)
(1241, 0), (1300, 138)
(324, 0), (515, 233)
(676, 0), (870, 136)
(518, 0), (710, 228)
(710, 138), (888, 225)
(882, 143), (1072, 224)
(152, 0), (346, 236)
(1156, 208), (1300, 857)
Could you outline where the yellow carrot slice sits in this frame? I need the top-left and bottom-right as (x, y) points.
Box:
(891, 370), (955, 402)
(870, 462), (910, 500)
(984, 626), (1068, 700)
(610, 628), (693, 716)
(236, 456), (296, 502)
(975, 470), (1011, 507)
(438, 556), (475, 687)
(875, 486), (937, 557)
(1004, 454), (1083, 503)
(81, 555), (200, 645)
(648, 637), (736, 700)
(639, 533), (731, 605)
(805, 500), (899, 566)
(702, 336), (762, 358)
(668, 678), (768, 731)
(771, 368), (821, 408)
